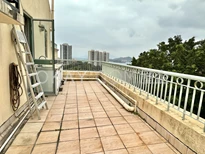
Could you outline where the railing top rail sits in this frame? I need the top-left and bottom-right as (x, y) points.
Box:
(103, 62), (205, 82)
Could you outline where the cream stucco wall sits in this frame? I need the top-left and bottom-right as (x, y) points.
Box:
(0, 24), (27, 126)
(21, 0), (51, 19)
(33, 21), (52, 59)
(0, 0), (51, 126)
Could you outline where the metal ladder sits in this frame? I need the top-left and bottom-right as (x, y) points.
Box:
(11, 25), (48, 120)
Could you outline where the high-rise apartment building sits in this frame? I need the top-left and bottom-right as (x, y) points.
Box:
(88, 50), (109, 66)
(60, 43), (72, 61)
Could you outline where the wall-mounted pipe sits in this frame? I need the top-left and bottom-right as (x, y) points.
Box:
(97, 79), (135, 112)
(0, 105), (33, 153)
(51, 0), (54, 19)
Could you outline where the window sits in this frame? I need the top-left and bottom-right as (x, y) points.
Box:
(4, 0), (20, 12)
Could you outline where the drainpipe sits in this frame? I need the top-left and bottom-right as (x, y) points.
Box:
(0, 105), (33, 153)
(97, 79), (135, 112)
(51, 0), (54, 19)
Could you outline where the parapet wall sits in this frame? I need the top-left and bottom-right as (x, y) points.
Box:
(63, 71), (100, 80)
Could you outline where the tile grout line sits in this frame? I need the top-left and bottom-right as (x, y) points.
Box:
(76, 81), (82, 154)
(54, 81), (69, 154)
(102, 83), (156, 154)
(87, 81), (106, 154)
(29, 97), (57, 154)
(96, 80), (153, 154)
(91, 81), (132, 153)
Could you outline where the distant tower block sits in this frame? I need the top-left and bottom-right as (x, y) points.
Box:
(88, 50), (109, 66)
(60, 43), (72, 63)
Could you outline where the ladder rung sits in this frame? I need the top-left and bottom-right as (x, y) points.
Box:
(28, 73), (38, 77)
(31, 83), (41, 88)
(26, 62), (34, 66)
(23, 51), (30, 54)
(38, 101), (47, 110)
(35, 92), (44, 100)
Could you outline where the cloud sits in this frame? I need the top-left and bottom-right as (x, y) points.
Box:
(55, 0), (205, 59)
(158, 0), (205, 29)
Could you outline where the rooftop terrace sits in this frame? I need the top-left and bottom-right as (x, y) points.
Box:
(6, 81), (179, 154)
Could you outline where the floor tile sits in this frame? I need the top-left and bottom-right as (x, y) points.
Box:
(46, 114), (62, 122)
(139, 131), (165, 145)
(55, 96), (66, 101)
(79, 119), (95, 128)
(52, 104), (65, 109)
(57, 141), (80, 154)
(95, 118), (112, 126)
(114, 123), (135, 135)
(103, 106), (117, 111)
(21, 123), (43, 133)
(36, 131), (59, 144)
(80, 138), (103, 154)
(97, 125), (117, 137)
(91, 107), (105, 112)
(63, 114), (78, 121)
(101, 135), (124, 151)
(78, 107), (91, 113)
(32, 143), (56, 154)
(53, 101), (65, 104)
(123, 115), (142, 123)
(64, 108), (78, 114)
(6, 145), (32, 154)
(42, 122), (61, 131)
(148, 143), (176, 154)
(49, 109), (64, 115)
(60, 129), (79, 141)
(117, 109), (133, 116)
(66, 100), (77, 104)
(106, 111), (121, 117)
(80, 127), (99, 139)
(79, 112), (93, 120)
(28, 115), (47, 123)
(130, 122), (152, 133)
(62, 120), (78, 129)
(46, 96), (56, 101)
(120, 133), (144, 148)
(12, 133), (37, 146)
(65, 104), (77, 109)
(127, 146), (152, 154)
(93, 112), (108, 118)
(110, 117), (127, 125)
(105, 149), (128, 154)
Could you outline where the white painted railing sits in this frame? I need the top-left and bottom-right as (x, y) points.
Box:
(102, 62), (205, 131)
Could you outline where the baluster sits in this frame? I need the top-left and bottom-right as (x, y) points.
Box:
(167, 76), (173, 111)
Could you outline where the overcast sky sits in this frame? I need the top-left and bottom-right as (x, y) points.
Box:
(54, 0), (205, 59)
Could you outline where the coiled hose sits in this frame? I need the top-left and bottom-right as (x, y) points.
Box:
(9, 63), (23, 111)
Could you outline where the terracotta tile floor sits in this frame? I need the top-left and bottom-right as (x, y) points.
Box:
(6, 81), (180, 154)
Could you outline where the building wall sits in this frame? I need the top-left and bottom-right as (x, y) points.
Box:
(0, 0), (51, 126)
(22, 0), (52, 59)
(88, 50), (109, 66)
(60, 43), (72, 60)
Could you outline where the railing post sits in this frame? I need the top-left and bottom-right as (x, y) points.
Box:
(197, 91), (204, 120)
(167, 76), (173, 111)
(182, 79), (191, 120)
(147, 72), (151, 99)
(156, 74), (160, 105)
(139, 70), (143, 95)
